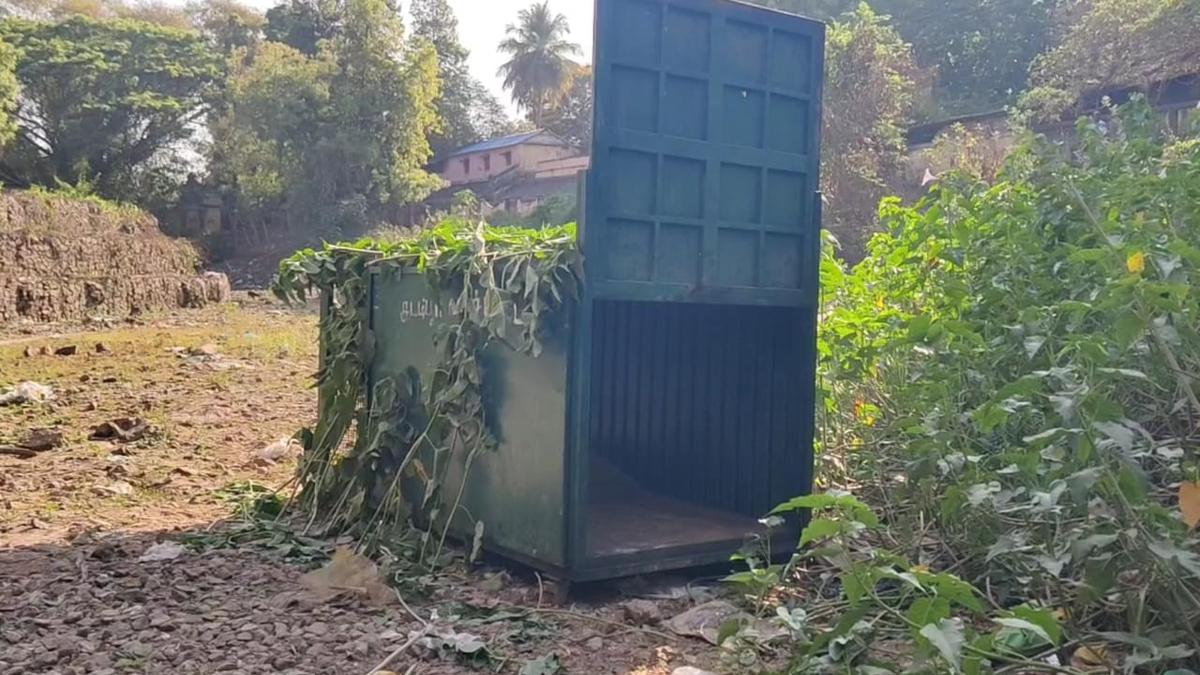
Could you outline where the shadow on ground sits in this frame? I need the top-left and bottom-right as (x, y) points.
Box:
(0, 524), (716, 675)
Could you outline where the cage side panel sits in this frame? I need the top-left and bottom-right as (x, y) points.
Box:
(371, 273), (568, 567)
(588, 300), (811, 519)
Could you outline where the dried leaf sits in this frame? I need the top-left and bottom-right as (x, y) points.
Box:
(1072, 644), (1110, 667)
(1179, 481), (1200, 529)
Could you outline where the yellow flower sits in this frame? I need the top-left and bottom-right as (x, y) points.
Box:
(875, 295), (886, 311)
(911, 564), (931, 574)
(1127, 251), (1146, 274)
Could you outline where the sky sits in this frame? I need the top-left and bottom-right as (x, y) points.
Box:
(186, 0), (596, 115)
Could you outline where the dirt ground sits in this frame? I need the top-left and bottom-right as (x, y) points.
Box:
(0, 299), (725, 675)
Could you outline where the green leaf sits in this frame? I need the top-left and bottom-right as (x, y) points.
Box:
(841, 571), (867, 603)
(717, 618), (742, 646)
(1113, 310), (1145, 348)
(1023, 335), (1047, 359)
(799, 517), (843, 547)
(994, 617), (1055, 646)
(906, 596), (951, 627)
(929, 574), (984, 613)
(1149, 539), (1200, 579)
(1010, 606), (1062, 645)
(919, 619), (965, 669)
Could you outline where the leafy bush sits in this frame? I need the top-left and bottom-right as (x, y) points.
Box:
(736, 100), (1200, 672)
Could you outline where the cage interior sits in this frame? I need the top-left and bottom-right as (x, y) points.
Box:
(585, 299), (812, 559)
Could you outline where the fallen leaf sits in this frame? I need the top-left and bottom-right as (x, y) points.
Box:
(139, 541), (187, 562)
(1180, 482), (1200, 529)
(92, 480), (135, 497)
(1072, 644), (1110, 667)
(300, 548), (393, 605)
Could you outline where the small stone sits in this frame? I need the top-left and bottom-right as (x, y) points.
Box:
(54, 345), (78, 356)
(22, 345), (35, 358)
(149, 612), (175, 631)
(585, 636), (604, 651)
(195, 343), (219, 356)
(672, 669), (717, 675)
(20, 428), (63, 452)
(621, 598), (663, 625)
(95, 342), (112, 354)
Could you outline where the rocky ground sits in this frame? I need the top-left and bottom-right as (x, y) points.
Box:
(0, 300), (729, 675)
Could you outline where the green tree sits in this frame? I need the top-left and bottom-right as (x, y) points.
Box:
(189, 0), (265, 55)
(214, 0), (441, 233)
(263, 0), (340, 56)
(211, 41), (332, 210)
(0, 38), (18, 147)
(497, 1), (580, 127)
(878, 0), (1058, 116)
(0, 16), (223, 201)
(754, 0), (857, 20)
(821, 5), (921, 260)
(757, 0), (1057, 116)
(411, 0), (512, 157)
(542, 64), (592, 149)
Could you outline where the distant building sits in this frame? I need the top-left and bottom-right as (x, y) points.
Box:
(432, 131), (577, 187)
(424, 131), (590, 218)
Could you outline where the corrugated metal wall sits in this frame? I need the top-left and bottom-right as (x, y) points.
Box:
(588, 299), (813, 517)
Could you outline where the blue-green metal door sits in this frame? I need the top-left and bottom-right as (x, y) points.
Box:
(585, 0), (825, 306)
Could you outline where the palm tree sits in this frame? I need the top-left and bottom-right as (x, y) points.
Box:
(497, 1), (581, 127)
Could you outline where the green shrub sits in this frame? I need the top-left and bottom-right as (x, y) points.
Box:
(741, 99), (1200, 672)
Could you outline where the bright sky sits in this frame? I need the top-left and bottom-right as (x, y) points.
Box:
(190, 0), (595, 114)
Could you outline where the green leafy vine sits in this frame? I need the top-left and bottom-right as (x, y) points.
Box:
(272, 219), (581, 562)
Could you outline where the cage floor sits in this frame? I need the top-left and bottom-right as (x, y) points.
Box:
(587, 460), (762, 557)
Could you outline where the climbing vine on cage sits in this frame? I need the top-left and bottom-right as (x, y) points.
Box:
(272, 219), (581, 563)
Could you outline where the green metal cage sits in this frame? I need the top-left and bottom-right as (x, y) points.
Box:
(369, 0), (824, 582)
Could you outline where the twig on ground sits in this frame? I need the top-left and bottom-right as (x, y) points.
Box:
(534, 572), (544, 609)
(365, 628), (428, 675)
(394, 589), (429, 627)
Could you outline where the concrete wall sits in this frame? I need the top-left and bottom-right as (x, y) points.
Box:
(0, 191), (227, 324)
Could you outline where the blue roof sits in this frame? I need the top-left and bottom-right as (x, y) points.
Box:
(443, 131), (558, 159)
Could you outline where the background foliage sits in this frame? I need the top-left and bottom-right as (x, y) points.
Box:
(0, 16), (222, 204)
(819, 5), (921, 260)
(772, 101), (1200, 673)
(212, 0), (442, 235)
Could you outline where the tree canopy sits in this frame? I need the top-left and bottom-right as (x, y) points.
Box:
(541, 64), (592, 150)
(0, 15), (223, 201)
(497, 1), (580, 127)
(212, 0), (442, 233)
(0, 38), (18, 147)
(761, 0), (1057, 116)
(821, 5), (922, 258)
(412, 0), (513, 158)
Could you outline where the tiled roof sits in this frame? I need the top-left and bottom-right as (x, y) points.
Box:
(443, 131), (563, 159)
